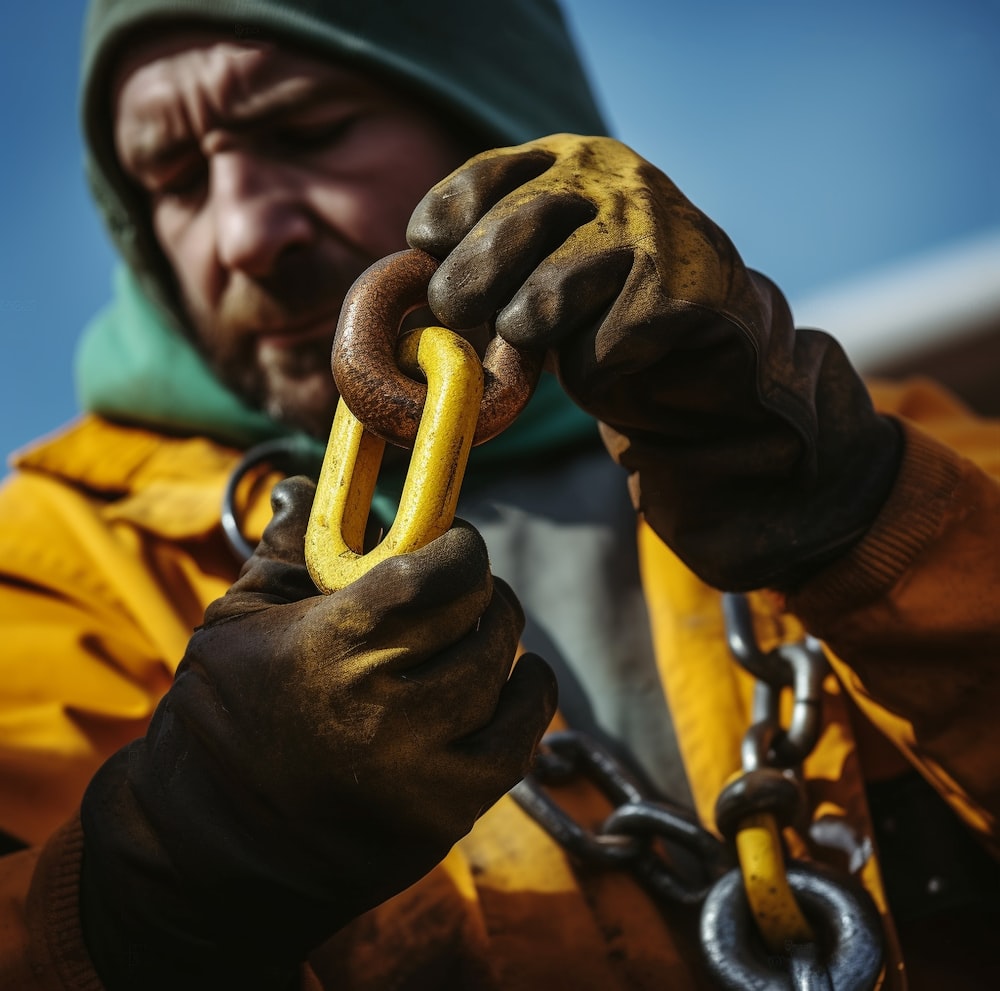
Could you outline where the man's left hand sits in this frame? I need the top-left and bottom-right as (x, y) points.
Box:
(408, 134), (902, 591)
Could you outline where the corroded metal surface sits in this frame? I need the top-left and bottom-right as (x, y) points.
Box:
(332, 248), (542, 448)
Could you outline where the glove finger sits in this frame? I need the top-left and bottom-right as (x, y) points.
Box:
(258, 475), (317, 563)
(425, 187), (596, 331)
(407, 146), (556, 255)
(494, 238), (634, 351)
(388, 575), (524, 732)
(314, 519), (498, 656)
(452, 651), (559, 807)
(205, 476), (320, 622)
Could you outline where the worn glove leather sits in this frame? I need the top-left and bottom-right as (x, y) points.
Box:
(80, 477), (556, 990)
(408, 133), (902, 591)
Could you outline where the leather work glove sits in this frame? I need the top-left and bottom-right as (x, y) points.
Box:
(80, 477), (556, 990)
(407, 134), (902, 591)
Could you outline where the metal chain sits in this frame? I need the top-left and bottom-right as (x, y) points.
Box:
(513, 592), (884, 990)
(511, 731), (733, 907)
(721, 592), (827, 771)
(703, 594), (884, 991)
(221, 437), (323, 562)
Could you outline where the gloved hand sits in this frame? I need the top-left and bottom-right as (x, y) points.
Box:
(80, 476), (556, 990)
(407, 134), (902, 591)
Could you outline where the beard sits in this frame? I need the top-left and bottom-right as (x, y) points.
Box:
(187, 245), (372, 439)
(229, 333), (340, 439)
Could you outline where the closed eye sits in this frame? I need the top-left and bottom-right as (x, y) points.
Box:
(152, 160), (208, 204)
(274, 114), (362, 154)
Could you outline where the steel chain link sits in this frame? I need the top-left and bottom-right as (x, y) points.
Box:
(511, 730), (732, 905)
(513, 593), (884, 990)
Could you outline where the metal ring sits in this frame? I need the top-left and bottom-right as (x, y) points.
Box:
(221, 437), (322, 563)
(714, 768), (802, 841)
(788, 943), (835, 991)
(602, 800), (728, 870)
(510, 779), (642, 866)
(700, 861), (884, 991)
(332, 248), (544, 448)
(601, 800), (733, 906)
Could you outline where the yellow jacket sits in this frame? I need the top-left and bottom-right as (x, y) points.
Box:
(1, 378), (998, 989)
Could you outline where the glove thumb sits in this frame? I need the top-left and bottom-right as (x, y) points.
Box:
(206, 476), (319, 623)
(255, 475), (317, 564)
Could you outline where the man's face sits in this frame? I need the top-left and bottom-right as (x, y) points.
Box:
(113, 31), (473, 437)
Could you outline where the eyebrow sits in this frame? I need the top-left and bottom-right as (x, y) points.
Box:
(127, 132), (197, 176)
(124, 73), (364, 176)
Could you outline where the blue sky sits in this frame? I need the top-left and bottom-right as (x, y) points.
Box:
(1, 0), (998, 461)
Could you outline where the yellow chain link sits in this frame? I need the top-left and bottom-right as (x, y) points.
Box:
(305, 326), (483, 593)
(735, 810), (815, 953)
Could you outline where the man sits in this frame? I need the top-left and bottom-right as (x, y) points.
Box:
(1, 0), (999, 988)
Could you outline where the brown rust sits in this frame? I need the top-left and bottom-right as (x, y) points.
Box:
(332, 248), (542, 447)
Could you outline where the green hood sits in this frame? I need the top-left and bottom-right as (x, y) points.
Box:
(77, 0), (608, 466)
(77, 265), (599, 480)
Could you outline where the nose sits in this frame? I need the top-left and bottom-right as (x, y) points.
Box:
(210, 150), (314, 277)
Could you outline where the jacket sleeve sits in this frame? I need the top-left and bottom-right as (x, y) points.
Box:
(0, 466), (326, 988)
(0, 471), (183, 848)
(0, 468), (180, 988)
(788, 378), (1000, 849)
(0, 818), (326, 991)
(0, 818), (102, 990)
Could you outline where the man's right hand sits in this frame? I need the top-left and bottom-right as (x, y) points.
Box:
(79, 476), (556, 990)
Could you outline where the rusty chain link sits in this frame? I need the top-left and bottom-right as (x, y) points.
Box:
(331, 248), (543, 448)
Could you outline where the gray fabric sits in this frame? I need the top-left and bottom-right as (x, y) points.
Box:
(458, 448), (693, 807)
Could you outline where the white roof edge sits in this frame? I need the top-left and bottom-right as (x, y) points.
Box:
(790, 227), (1000, 370)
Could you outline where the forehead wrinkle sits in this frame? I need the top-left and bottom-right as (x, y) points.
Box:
(119, 44), (322, 171)
(198, 43), (351, 131)
(117, 38), (386, 176)
(117, 66), (198, 173)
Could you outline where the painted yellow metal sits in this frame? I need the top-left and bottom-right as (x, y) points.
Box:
(735, 811), (815, 954)
(305, 326), (484, 594)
